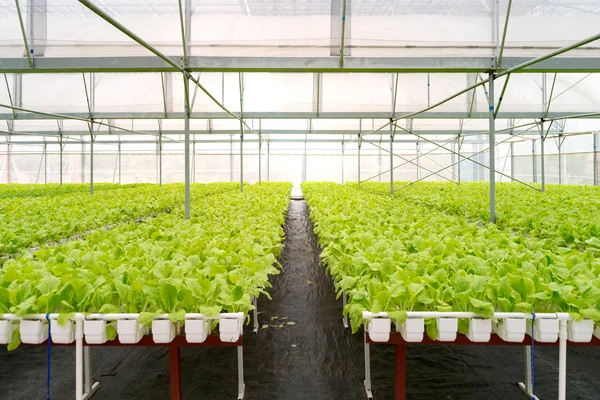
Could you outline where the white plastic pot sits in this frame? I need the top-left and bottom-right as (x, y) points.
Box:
(594, 324), (600, 340)
(185, 319), (210, 343)
(20, 320), (48, 344)
(399, 318), (424, 342)
(219, 317), (243, 343)
(436, 317), (458, 342)
(368, 318), (391, 343)
(152, 320), (175, 343)
(0, 320), (17, 345)
(50, 320), (75, 344)
(84, 320), (107, 344)
(527, 319), (559, 343)
(467, 318), (492, 342)
(568, 319), (594, 343)
(117, 319), (148, 344)
(493, 318), (526, 342)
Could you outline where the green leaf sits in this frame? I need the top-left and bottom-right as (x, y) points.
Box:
(387, 311), (407, 324)
(168, 309), (186, 323)
(232, 286), (244, 302)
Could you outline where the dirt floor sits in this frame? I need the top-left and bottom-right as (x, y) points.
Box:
(1, 200), (600, 399)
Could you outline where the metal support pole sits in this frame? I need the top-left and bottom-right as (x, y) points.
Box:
(395, 342), (407, 400)
(358, 134), (361, 184)
(416, 141), (420, 180)
(488, 72), (496, 224)
(458, 138), (462, 184)
(239, 74), (244, 193)
(341, 141), (345, 184)
(118, 141), (122, 184)
(90, 133), (94, 195)
(59, 133), (63, 186)
(169, 347), (182, 400)
(532, 139), (537, 183)
(540, 122), (546, 191)
(43, 143), (47, 184)
(184, 76), (191, 220)
(258, 135), (262, 185)
(237, 346), (246, 400)
(363, 331), (373, 400)
(594, 133), (599, 186)
(390, 122), (394, 195)
(558, 135), (563, 184)
(510, 142), (515, 182)
(267, 141), (270, 182)
(558, 319), (567, 400)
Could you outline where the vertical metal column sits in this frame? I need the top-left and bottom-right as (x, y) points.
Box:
(258, 136), (262, 185)
(89, 133), (94, 195)
(118, 141), (122, 184)
(358, 134), (361, 184)
(230, 133), (233, 182)
(510, 142), (515, 182)
(540, 122), (546, 191)
(558, 134), (563, 184)
(390, 122), (394, 195)
(488, 72), (496, 224)
(415, 141), (420, 180)
(238, 73), (244, 193)
(594, 133), (599, 186)
(341, 141), (345, 184)
(43, 143), (47, 183)
(58, 131), (63, 186)
(184, 76), (191, 220)
(267, 140), (270, 182)
(457, 137), (462, 184)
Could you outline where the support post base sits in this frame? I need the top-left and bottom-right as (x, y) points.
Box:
(82, 382), (100, 400)
(518, 382), (541, 400)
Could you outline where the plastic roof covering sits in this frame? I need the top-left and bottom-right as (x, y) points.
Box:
(0, 1), (599, 153)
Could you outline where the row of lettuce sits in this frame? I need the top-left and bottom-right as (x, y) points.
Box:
(302, 182), (600, 337)
(0, 183), (150, 199)
(0, 182), (292, 349)
(360, 181), (600, 251)
(0, 183), (214, 259)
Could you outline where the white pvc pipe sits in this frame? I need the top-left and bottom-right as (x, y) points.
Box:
(362, 311), (558, 320)
(0, 312), (245, 322)
(558, 318), (568, 400)
(76, 318), (83, 400)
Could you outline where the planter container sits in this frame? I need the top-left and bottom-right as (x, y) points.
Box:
(594, 325), (600, 340)
(436, 317), (458, 342)
(185, 319), (210, 343)
(527, 319), (559, 343)
(0, 321), (17, 345)
(219, 317), (243, 343)
(84, 320), (107, 344)
(568, 319), (594, 343)
(117, 319), (148, 344)
(152, 320), (175, 343)
(467, 318), (492, 342)
(368, 318), (391, 343)
(399, 318), (424, 342)
(20, 320), (48, 344)
(50, 320), (75, 344)
(493, 318), (526, 342)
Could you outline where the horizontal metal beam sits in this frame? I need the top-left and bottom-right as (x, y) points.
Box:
(2, 56), (600, 73)
(2, 138), (499, 145)
(0, 128), (554, 137)
(1, 111), (599, 120)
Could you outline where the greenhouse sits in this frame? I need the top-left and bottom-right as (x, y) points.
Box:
(1, 0), (600, 399)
